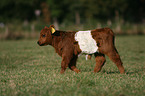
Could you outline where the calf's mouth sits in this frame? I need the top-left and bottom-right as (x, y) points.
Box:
(37, 41), (45, 46)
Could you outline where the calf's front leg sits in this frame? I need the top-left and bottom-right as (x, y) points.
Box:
(60, 49), (75, 74)
(60, 56), (70, 74)
(68, 55), (80, 73)
(59, 45), (75, 74)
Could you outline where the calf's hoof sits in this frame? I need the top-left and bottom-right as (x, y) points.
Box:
(120, 70), (125, 74)
(60, 69), (65, 74)
(73, 68), (80, 73)
(94, 68), (101, 73)
(119, 67), (125, 74)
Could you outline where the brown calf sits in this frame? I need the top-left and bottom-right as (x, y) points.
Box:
(37, 25), (125, 74)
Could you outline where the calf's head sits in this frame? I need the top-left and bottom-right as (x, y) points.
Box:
(37, 25), (55, 46)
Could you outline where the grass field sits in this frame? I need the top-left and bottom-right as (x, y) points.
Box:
(0, 35), (145, 96)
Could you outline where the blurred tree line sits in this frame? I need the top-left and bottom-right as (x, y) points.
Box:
(0, 0), (145, 24)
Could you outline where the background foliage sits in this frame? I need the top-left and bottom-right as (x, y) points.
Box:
(0, 0), (145, 23)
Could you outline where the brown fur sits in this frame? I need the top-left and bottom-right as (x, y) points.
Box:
(37, 25), (125, 74)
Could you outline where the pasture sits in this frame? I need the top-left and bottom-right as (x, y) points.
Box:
(0, 35), (145, 96)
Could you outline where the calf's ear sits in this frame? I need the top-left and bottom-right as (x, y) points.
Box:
(50, 25), (56, 34)
(51, 27), (56, 34)
(50, 25), (55, 28)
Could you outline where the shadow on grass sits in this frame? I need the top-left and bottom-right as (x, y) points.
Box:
(101, 67), (145, 74)
(125, 70), (144, 75)
(101, 70), (120, 74)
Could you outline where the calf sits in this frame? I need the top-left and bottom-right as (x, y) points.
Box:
(37, 25), (125, 74)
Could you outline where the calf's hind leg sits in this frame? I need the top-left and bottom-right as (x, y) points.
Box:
(94, 53), (106, 73)
(106, 48), (125, 74)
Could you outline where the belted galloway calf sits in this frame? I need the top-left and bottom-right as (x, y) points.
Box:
(37, 25), (125, 74)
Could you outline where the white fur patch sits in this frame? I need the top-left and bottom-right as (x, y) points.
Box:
(75, 30), (98, 54)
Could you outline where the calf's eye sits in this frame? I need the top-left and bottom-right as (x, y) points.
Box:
(42, 35), (46, 37)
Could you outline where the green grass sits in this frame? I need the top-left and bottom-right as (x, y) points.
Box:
(0, 35), (145, 96)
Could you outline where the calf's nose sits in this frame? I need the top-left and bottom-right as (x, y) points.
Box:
(37, 41), (40, 45)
